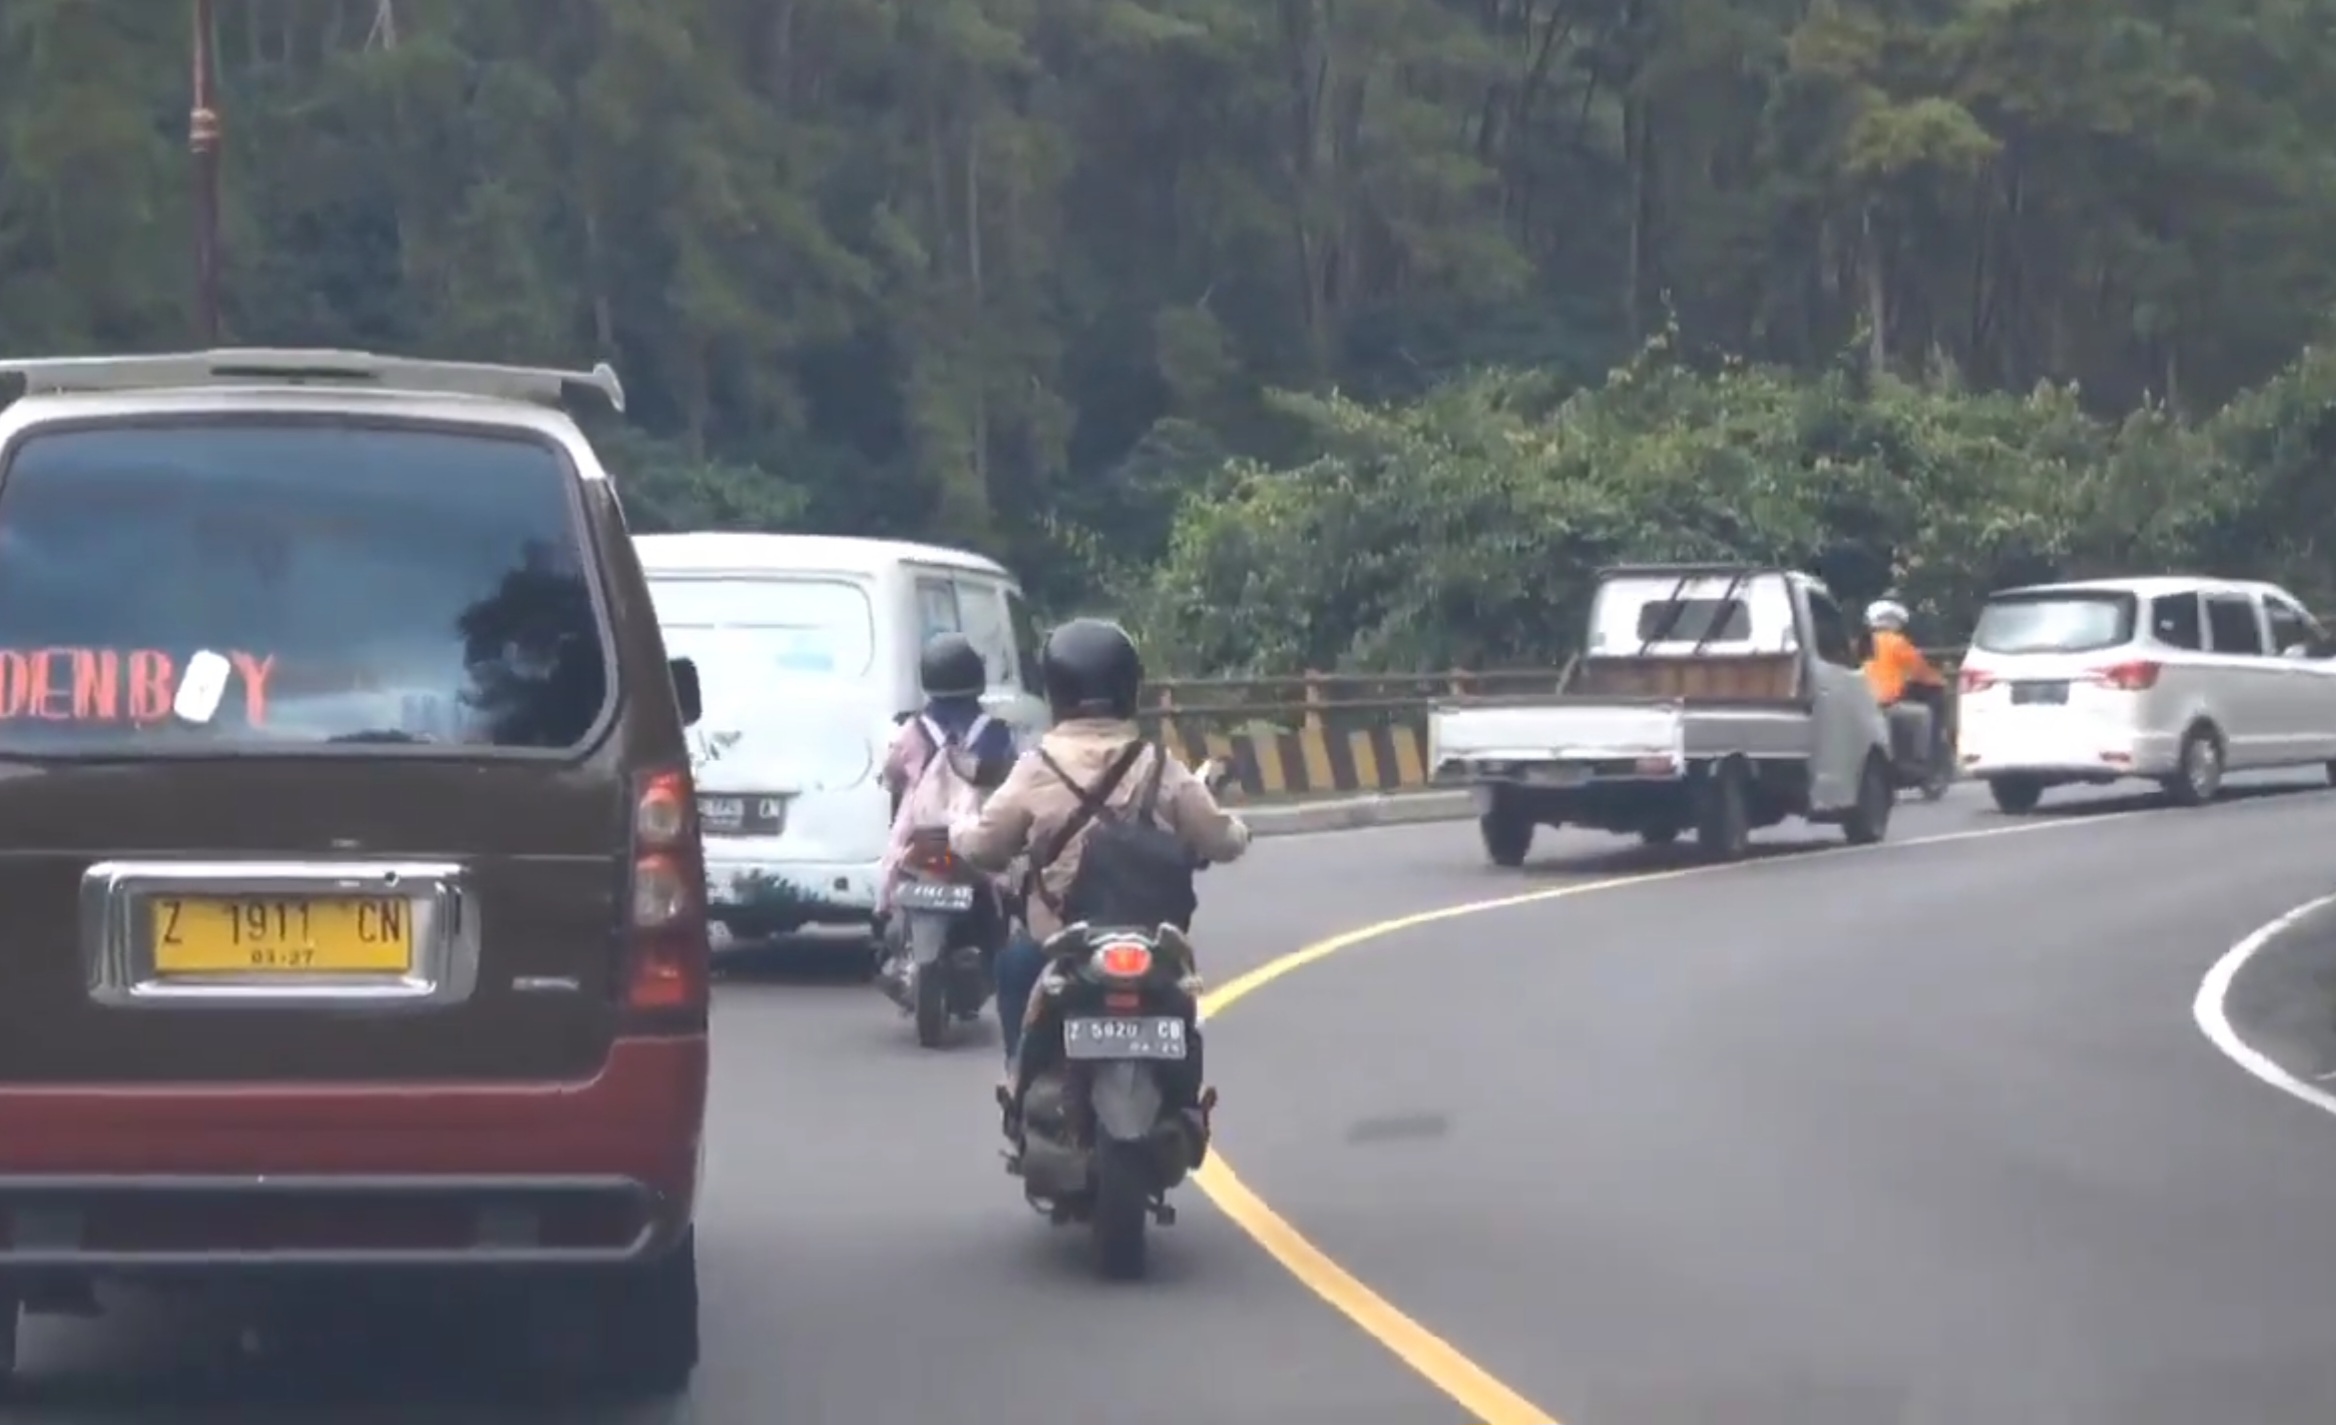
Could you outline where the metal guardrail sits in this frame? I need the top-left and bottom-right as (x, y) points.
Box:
(1139, 650), (1966, 801)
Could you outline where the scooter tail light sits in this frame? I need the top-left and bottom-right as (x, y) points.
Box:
(1095, 940), (1153, 980)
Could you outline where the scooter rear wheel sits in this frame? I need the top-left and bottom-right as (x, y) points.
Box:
(912, 962), (950, 1047)
(1090, 1140), (1151, 1280)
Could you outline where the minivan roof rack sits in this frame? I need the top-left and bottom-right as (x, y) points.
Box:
(0, 349), (625, 414)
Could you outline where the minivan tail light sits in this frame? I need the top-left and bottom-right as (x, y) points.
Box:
(624, 767), (708, 1026)
(2091, 659), (2161, 691)
(1959, 668), (1997, 693)
(635, 771), (688, 848)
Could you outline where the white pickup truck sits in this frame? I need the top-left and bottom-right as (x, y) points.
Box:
(1427, 564), (1896, 864)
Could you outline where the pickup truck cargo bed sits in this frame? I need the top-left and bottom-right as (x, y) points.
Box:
(1428, 698), (1813, 769)
(1429, 653), (1814, 773)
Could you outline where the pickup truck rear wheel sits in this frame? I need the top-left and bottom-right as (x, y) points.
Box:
(1479, 800), (1534, 867)
(1842, 753), (1892, 845)
(1694, 761), (1751, 862)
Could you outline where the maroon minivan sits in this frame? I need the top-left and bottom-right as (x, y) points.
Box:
(0, 351), (712, 1394)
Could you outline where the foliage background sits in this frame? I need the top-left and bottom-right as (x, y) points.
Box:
(6, 0), (2336, 668)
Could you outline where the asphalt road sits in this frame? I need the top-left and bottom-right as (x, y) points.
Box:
(7, 776), (2336, 1422)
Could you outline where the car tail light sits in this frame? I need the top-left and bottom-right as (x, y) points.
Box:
(1096, 940), (1153, 980)
(624, 766), (708, 1028)
(1959, 668), (1998, 693)
(2091, 660), (2161, 691)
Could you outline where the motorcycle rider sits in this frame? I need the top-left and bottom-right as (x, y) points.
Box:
(1862, 598), (1947, 770)
(877, 633), (1019, 966)
(948, 618), (1250, 1083)
(881, 632), (1019, 814)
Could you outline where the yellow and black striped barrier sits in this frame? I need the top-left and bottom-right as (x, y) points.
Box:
(1150, 720), (1433, 800)
(1133, 669), (1507, 802)
(1137, 650), (1966, 802)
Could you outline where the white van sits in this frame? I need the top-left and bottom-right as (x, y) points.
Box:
(1958, 575), (2336, 812)
(635, 533), (1049, 950)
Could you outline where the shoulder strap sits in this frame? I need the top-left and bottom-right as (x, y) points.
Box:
(1031, 742), (1145, 869)
(1131, 742), (1170, 821)
(1025, 741), (1147, 910)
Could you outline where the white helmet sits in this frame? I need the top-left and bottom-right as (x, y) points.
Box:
(1865, 598), (1909, 631)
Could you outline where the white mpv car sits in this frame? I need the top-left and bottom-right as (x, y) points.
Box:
(1958, 576), (2336, 813)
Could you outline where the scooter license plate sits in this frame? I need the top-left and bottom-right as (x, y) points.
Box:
(1064, 1015), (1188, 1061)
(895, 881), (975, 912)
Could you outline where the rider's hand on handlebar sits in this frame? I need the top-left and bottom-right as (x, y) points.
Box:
(1196, 757), (1236, 796)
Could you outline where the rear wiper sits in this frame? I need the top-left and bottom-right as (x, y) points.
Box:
(1634, 573), (1698, 656)
(327, 729), (435, 744)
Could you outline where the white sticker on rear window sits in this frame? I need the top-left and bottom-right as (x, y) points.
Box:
(172, 649), (231, 724)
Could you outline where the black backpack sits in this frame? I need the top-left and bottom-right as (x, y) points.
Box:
(1030, 741), (1198, 932)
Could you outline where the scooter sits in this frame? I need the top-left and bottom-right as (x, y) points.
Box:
(1883, 694), (1954, 802)
(1001, 921), (1210, 1281)
(877, 827), (1000, 1048)
(994, 755), (1236, 1280)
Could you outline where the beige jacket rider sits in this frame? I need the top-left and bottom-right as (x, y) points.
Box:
(949, 718), (1251, 942)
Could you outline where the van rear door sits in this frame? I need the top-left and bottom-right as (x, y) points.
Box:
(0, 413), (629, 1086)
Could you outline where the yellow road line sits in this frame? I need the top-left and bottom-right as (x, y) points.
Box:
(1193, 1156), (1556, 1423)
(1193, 801), (2188, 1424)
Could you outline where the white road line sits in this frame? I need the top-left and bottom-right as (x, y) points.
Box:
(2193, 890), (2336, 1114)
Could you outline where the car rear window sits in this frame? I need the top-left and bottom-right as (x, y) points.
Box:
(1634, 598), (1750, 643)
(0, 421), (611, 754)
(1971, 592), (2138, 655)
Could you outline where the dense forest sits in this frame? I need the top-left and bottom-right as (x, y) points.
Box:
(4, 0), (2336, 670)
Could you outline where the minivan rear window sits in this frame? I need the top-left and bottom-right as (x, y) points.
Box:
(1971, 592), (2138, 655)
(0, 421), (611, 753)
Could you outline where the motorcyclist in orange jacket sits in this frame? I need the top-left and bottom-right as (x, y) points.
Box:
(1863, 599), (1946, 768)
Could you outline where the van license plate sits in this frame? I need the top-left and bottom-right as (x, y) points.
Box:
(698, 794), (786, 837)
(1064, 1016), (1188, 1061)
(894, 881), (975, 913)
(2011, 681), (2069, 705)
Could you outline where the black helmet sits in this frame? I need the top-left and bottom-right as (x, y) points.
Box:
(1040, 618), (1143, 721)
(918, 632), (987, 699)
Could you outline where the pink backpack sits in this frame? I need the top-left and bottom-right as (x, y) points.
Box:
(878, 716), (997, 908)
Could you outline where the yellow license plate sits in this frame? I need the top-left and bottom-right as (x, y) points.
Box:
(150, 896), (414, 975)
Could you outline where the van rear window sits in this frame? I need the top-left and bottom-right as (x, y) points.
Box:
(0, 421), (611, 753)
(646, 576), (877, 683)
(1971, 592), (2138, 655)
